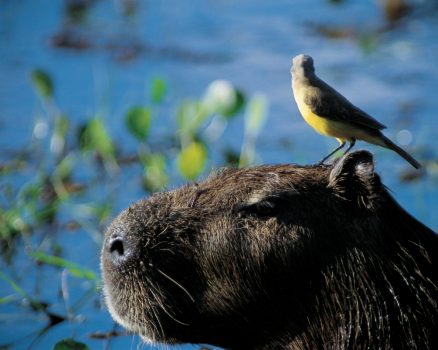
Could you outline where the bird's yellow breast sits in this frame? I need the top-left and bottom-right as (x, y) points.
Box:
(293, 84), (366, 143)
(297, 100), (334, 136)
(293, 87), (337, 135)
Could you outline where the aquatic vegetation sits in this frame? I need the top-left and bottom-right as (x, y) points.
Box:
(0, 68), (267, 349)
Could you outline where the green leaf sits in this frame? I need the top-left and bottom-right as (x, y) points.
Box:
(34, 201), (59, 225)
(176, 100), (208, 144)
(239, 93), (269, 167)
(125, 106), (151, 141)
(52, 154), (74, 182)
(176, 100), (200, 130)
(54, 115), (69, 138)
(79, 118), (115, 158)
(31, 69), (53, 99)
(244, 93), (268, 138)
(151, 77), (166, 103)
(51, 115), (70, 155)
(202, 80), (244, 118)
(31, 251), (97, 281)
(223, 148), (240, 167)
(143, 153), (168, 192)
(0, 271), (45, 310)
(0, 208), (27, 240)
(222, 89), (245, 118)
(0, 270), (29, 300)
(177, 142), (207, 180)
(53, 338), (90, 350)
(0, 295), (15, 305)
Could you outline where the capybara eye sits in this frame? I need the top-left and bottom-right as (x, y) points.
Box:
(232, 199), (276, 218)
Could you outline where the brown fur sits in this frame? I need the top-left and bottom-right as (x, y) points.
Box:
(101, 151), (437, 349)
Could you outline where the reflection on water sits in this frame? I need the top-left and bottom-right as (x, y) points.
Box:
(0, 1), (437, 349)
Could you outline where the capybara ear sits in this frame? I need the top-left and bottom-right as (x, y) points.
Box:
(328, 150), (382, 209)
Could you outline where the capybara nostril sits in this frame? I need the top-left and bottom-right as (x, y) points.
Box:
(109, 237), (124, 258)
(108, 235), (132, 265)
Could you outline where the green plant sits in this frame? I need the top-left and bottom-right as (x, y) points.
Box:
(0, 70), (270, 350)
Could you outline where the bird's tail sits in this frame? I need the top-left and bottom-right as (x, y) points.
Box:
(381, 136), (422, 169)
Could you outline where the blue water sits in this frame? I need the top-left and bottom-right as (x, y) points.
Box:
(1, 1), (437, 349)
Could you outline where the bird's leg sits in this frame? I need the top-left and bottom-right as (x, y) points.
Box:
(318, 141), (346, 165)
(342, 139), (356, 156)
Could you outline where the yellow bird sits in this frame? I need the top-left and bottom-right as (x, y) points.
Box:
(291, 54), (421, 169)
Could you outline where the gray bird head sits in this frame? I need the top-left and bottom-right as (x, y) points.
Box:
(291, 54), (315, 79)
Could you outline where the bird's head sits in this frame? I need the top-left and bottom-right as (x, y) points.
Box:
(291, 54), (315, 78)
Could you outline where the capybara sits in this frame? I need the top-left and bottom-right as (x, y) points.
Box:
(101, 151), (437, 349)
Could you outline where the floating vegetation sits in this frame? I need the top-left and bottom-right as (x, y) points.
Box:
(0, 66), (268, 348)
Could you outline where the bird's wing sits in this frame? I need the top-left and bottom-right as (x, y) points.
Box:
(304, 82), (387, 131)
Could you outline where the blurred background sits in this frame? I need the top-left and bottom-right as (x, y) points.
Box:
(1, 0), (437, 349)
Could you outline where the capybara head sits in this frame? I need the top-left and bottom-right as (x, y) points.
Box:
(101, 151), (437, 349)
